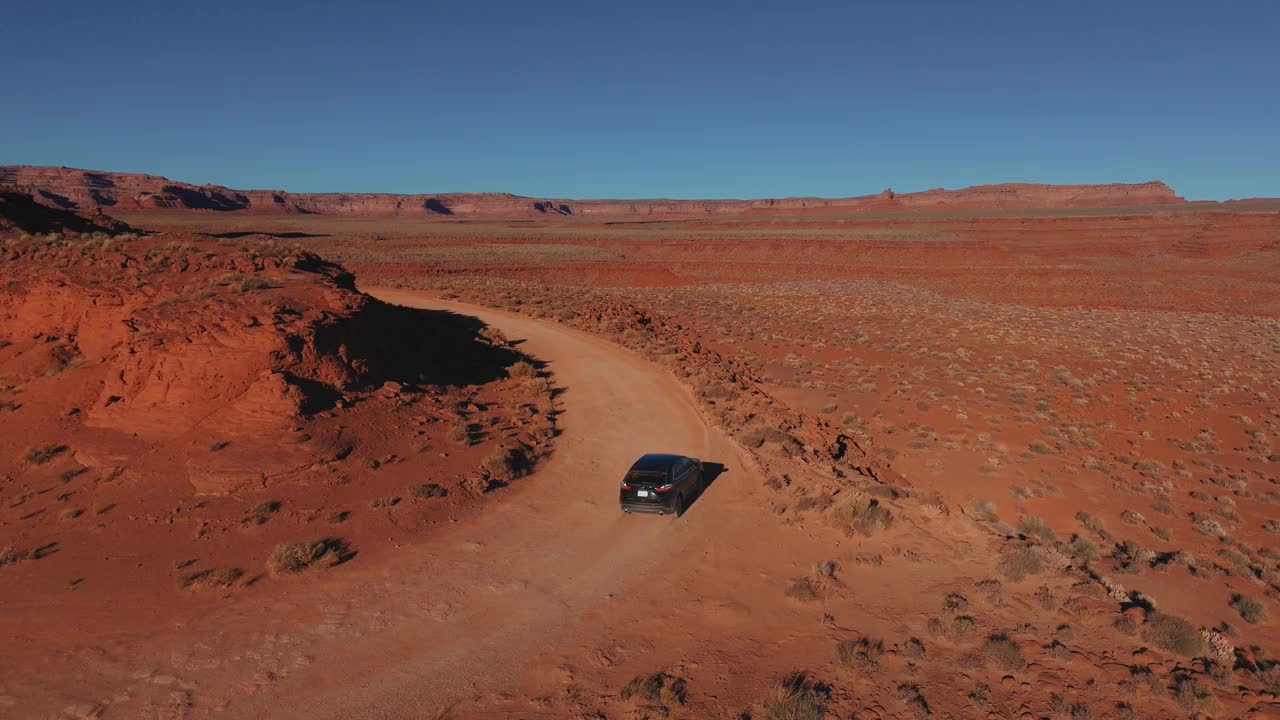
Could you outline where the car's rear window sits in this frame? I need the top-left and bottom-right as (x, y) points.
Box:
(625, 470), (668, 484)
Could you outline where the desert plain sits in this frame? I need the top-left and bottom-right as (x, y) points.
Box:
(1, 167), (1279, 719)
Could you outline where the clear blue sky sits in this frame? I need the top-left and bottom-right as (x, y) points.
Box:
(3, 1), (1277, 200)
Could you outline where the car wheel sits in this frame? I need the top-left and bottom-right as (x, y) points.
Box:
(674, 494), (685, 518)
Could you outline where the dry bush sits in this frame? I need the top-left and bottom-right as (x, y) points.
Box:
(507, 360), (536, 379)
(1230, 593), (1267, 624)
(411, 483), (448, 499)
(241, 500), (280, 525)
(741, 425), (801, 454)
(267, 539), (344, 574)
(827, 494), (892, 536)
(756, 672), (830, 720)
(970, 498), (999, 522)
(24, 443), (68, 464)
(895, 683), (930, 720)
(928, 614), (977, 644)
(210, 440), (231, 451)
(1064, 535), (1099, 563)
(835, 636), (883, 673)
(620, 672), (686, 707)
(482, 447), (529, 482)
(370, 496), (401, 508)
(1141, 612), (1206, 657)
(785, 577), (822, 602)
(902, 637), (925, 659)
(181, 567), (243, 589)
(1018, 516), (1056, 541)
(1171, 674), (1219, 714)
(478, 326), (508, 346)
(982, 634), (1026, 671)
(998, 546), (1044, 581)
(449, 421), (471, 444)
(1075, 511), (1105, 533)
(0, 544), (34, 567)
(237, 276), (271, 293)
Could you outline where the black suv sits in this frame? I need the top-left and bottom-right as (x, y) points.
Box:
(619, 453), (704, 517)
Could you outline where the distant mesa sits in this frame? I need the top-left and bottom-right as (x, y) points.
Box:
(0, 164), (1191, 219)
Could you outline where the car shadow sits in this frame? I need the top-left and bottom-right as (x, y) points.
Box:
(684, 461), (727, 514)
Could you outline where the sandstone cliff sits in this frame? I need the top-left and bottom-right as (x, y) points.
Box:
(0, 165), (1187, 219)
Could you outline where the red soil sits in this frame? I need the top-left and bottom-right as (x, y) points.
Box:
(3, 178), (1279, 719)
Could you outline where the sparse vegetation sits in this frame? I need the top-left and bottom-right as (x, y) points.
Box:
(267, 539), (345, 574)
(181, 567), (243, 589)
(997, 546), (1043, 581)
(826, 494), (892, 536)
(1141, 612), (1206, 657)
(411, 482), (449, 499)
(482, 446), (529, 482)
(835, 636), (883, 673)
(620, 672), (686, 707)
(24, 443), (68, 464)
(755, 672), (830, 720)
(1230, 593), (1266, 624)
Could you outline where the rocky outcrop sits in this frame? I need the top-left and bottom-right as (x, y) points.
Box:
(0, 190), (137, 235)
(0, 165), (1189, 219)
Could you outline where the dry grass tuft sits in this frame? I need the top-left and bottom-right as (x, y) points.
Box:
(1141, 612), (1206, 657)
(0, 544), (34, 568)
(835, 636), (884, 673)
(997, 546), (1044, 581)
(620, 672), (686, 707)
(410, 483), (449, 499)
(826, 494), (892, 536)
(1230, 593), (1266, 624)
(982, 634), (1026, 671)
(24, 443), (69, 464)
(267, 539), (345, 575)
(181, 567), (243, 589)
(507, 360), (537, 379)
(756, 672), (830, 720)
(482, 446), (529, 482)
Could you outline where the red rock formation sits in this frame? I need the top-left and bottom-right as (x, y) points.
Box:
(0, 190), (137, 235)
(0, 165), (1190, 219)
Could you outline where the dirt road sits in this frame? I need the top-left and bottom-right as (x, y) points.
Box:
(221, 290), (770, 718)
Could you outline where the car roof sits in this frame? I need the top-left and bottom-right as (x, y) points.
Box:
(629, 453), (685, 471)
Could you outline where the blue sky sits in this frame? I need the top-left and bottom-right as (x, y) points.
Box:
(2, 1), (1277, 199)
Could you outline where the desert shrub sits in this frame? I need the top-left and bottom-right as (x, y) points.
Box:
(827, 494), (892, 536)
(1171, 674), (1219, 714)
(1230, 593), (1266, 624)
(1142, 612), (1206, 657)
(1018, 516), (1056, 541)
(410, 483), (448, 499)
(756, 672), (830, 720)
(58, 467), (87, 483)
(482, 447), (529, 482)
(835, 636), (883, 673)
(785, 577), (822, 601)
(620, 672), (686, 706)
(983, 634), (1026, 671)
(267, 539), (344, 574)
(181, 567), (243, 589)
(998, 546), (1044, 581)
(1120, 509), (1145, 525)
(507, 360), (536, 379)
(61, 508), (84, 520)
(0, 544), (33, 567)
(370, 496), (401, 508)
(1028, 439), (1054, 454)
(928, 614), (977, 644)
(237, 276), (272, 293)
(242, 500), (280, 525)
(902, 637), (925, 659)
(1075, 511), (1105, 532)
(741, 425), (801, 454)
(24, 443), (68, 464)
(895, 683), (930, 720)
(478, 326), (508, 346)
(970, 498), (999, 522)
(449, 421), (471, 444)
(1113, 613), (1140, 636)
(1034, 585), (1055, 609)
(210, 440), (231, 451)
(1258, 666), (1280, 694)
(1064, 534), (1099, 563)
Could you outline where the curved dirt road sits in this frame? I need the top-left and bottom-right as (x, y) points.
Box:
(223, 290), (762, 718)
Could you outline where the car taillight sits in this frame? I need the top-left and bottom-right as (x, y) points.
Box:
(655, 483), (674, 492)
(620, 482), (632, 490)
